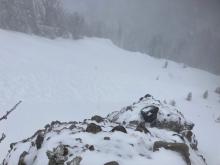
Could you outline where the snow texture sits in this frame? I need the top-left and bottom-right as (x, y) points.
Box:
(0, 30), (219, 164)
(3, 96), (205, 165)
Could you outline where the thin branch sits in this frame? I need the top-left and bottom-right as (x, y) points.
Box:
(0, 101), (22, 144)
(0, 101), (22, 121)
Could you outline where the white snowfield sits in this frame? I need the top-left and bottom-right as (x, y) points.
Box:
(0, 29), (219, 164)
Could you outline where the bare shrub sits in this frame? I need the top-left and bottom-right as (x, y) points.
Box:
(215, 87), (220, 94)
(169, 100), (176, 106)
(186, 92), (192, 101)
(203, 90), (208, 99)
(0, 101), (22, 143)
(163, 61), (168, 68)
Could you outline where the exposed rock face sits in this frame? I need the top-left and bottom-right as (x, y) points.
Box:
(153, 141), (191, 165)
(140, 106), (159, 123)
(3, 95), (206, 165)
(35, 131), (44, 149)
(153, 119), (194, 133)
(18, 151), (28, 165)
(86, 123), (102, 134)
(182, 130), (198, 150)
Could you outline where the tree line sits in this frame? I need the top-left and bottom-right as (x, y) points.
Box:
(0, 0), (84, 39)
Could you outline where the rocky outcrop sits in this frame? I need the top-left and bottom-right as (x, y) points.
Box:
(107, 94), (194, 133)
(181, 130), (198, 150)
(2, 95), (206, 165)
(35, 131), (44, 149)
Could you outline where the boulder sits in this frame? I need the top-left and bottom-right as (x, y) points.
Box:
(104, 161), (119, 165)
(86, 123), (102, 134)
(104, 137), (110, 140)
(91, 115), (104, 123)
(140, 106), (159, 123)
(144, 94), (152, 98)
(111, 125), (127, 133)
(87, 145), (95, 151)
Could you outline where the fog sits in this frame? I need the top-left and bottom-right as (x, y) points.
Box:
(64, 0), (220, 74)
(0, 0), (219, 74)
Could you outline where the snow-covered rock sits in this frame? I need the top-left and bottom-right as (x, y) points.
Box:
(2, 95), (206, 165)
(107, 94), (194, 133)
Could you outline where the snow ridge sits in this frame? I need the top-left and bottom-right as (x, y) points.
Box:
(3, 95), (206, 165)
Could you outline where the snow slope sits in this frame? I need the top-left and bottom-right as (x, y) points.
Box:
(0, 29), (219, 164)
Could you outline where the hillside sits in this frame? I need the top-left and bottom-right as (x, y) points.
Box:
(0, 30), (220, 164)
